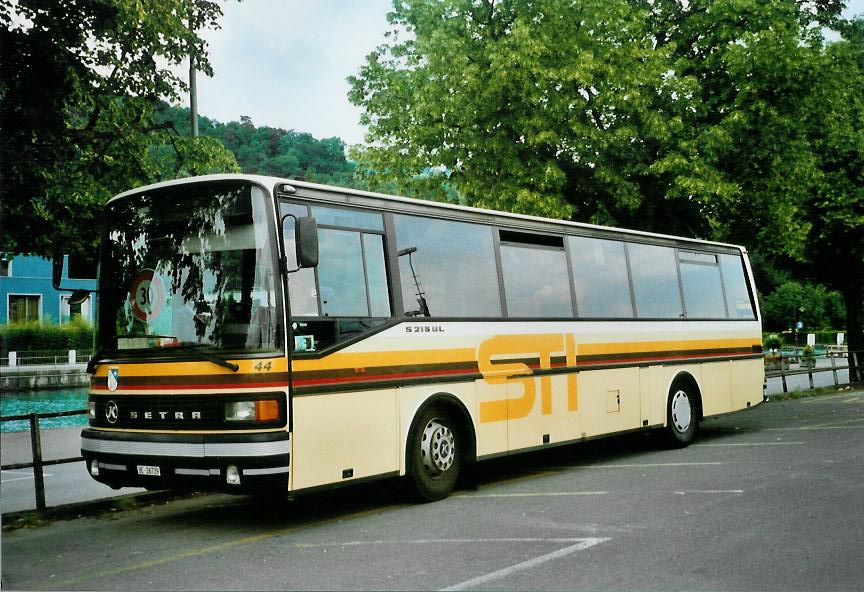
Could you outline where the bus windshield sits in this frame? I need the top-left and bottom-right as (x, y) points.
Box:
(98, 181), (280, 354)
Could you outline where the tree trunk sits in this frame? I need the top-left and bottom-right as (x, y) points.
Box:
(843, 284), (864, 383)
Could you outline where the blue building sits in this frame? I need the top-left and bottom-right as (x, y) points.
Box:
(0, 254), (97, 324)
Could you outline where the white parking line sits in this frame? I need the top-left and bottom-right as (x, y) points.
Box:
(296, 537), (607, 548)
(693, 442), (804, 447)
(763, 425), (864, 431)
(571, 462), (724, 468)
(456, 491), (608, 498)
(673, 489), (744, 495)
(440, 537), (610, 591)
(1, 470), (53, 484)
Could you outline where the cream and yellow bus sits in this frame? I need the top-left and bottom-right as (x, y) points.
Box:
(77, 174), (763, 501)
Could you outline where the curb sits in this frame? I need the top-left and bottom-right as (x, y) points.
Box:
(1, 490), (200, 530)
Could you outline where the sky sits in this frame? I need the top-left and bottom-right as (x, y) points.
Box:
(187, 0), (864, 147)
(189, 0), (393, 146)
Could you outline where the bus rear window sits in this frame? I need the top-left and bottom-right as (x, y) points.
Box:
(720, 254), (756, 319)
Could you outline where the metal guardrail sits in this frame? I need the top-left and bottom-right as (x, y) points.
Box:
(764, 350), (861, 393)
(0, 410), (87, 511)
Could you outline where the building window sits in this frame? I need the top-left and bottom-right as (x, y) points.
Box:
(60, 294), (91, 323)
(9, 295), (41, 323)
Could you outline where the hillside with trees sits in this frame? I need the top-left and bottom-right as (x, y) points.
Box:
(154, 104), (356, 187)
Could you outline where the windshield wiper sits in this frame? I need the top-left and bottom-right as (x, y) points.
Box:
(172, 342), (240, 372)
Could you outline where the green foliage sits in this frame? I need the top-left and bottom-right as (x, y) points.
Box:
(155, 104), (356, 186)
(764, 334), (783, 353)
(0, 317), (94, 353)
(350, 0), (863, 376)
(760, 281), (846, 332)
(0, 0), (238, 261)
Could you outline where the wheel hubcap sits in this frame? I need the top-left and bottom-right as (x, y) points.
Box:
(671, 390), (692, 433)
(421, 419), (455, 474)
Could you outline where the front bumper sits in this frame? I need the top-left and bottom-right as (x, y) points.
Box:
(81, 428), (290, 493)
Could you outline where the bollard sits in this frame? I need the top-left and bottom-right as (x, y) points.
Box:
(68, 349), (76, 365)
(808, 368), (814, 390)
(29, 413), (47, 510)
(831, 356), (838, 386)
(781, 367), (788, 393)
(9, 351), (17, 367)
(854, 352), (861, 383)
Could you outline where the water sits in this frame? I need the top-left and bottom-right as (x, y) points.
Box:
(0, 387), (89, 432)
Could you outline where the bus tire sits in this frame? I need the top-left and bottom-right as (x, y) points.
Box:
(665, 380), (698, 447)
(407, 406), (462, 502)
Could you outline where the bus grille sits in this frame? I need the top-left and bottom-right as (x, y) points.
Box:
(89, 394), (285, 431)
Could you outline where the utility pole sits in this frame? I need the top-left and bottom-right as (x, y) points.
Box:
(189, 10), (199, 138)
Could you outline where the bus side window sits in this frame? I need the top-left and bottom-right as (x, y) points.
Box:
(628, 243), (684, 319)
(678, 251), (726, 319)
(499, 232), (572, 318)
(281, 201), (392, 352)
(317, 229), (390, 318)
(393, 215), (501, 317)
(280, 202), (319, 317)
(568, 236), (634, 319)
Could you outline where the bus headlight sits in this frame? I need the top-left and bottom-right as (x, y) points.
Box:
(224, 400), (281, 422)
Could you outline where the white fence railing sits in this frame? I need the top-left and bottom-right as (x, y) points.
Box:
(1, 349), (94, 368)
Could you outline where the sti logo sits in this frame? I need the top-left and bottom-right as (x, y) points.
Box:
(477, 334), (578, 424)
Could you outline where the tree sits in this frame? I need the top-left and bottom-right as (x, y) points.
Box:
(0, 0), (238, 261)
(349, 0), (863, 380)
(760, 281), (846, 333)
(689, 4), (863, 378)
(801, 22), (864, 380)
(349, 0), (737, 235)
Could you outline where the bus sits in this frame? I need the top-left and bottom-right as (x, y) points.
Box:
(77, 174), (763, 501)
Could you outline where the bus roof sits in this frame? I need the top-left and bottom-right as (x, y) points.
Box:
(109, 173), (747, 253)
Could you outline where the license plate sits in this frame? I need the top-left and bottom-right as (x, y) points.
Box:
(136, 465), (161, 476)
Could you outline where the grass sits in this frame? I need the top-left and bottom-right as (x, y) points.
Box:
(1, 491), (188, 531)
(4, 512), (46, 530)
(767, 383), (862, 401)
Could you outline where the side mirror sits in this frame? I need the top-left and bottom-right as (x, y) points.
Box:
(281, 214), (319, 271)
(295, 216), (319, 269)
(67, 290), (91, 306)
(52, 246), (97, 297)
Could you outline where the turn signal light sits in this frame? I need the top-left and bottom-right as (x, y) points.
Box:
(255, 400), (280, 421)
(225, 400), (281, 422)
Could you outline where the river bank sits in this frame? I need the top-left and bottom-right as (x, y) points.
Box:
(1, 363), (89, 390)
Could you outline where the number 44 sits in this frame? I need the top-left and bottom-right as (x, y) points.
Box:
(254, 361), (272, 372)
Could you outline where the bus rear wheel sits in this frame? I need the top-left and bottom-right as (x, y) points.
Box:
(407, 407), (461, 502)
(665, 382), (698, 447)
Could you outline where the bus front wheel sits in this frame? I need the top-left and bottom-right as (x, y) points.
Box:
(665, 382), (698, 447)
(407, 407), (461, 502)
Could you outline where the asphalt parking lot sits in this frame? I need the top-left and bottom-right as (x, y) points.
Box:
(3, 388), (863, 591)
